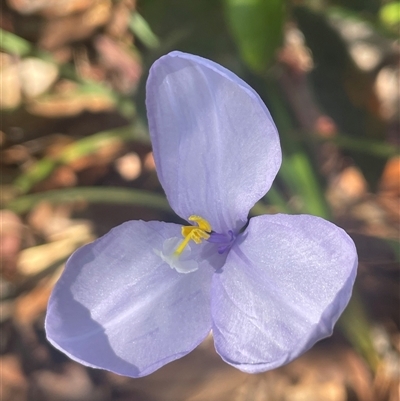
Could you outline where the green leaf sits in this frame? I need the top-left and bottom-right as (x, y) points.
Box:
(280, 152), (331, 219)
(250, 185), (293, 216)
(13, 125), (148, 194)
(263, 79), (331, 218)
(6, 187), (171, 214)
(317, 134), (400, 159)
(379, 2), (400, 31)
(224, 0), (285, 73)
(129, 12), (160, 49)
(0, 28), (32, 56)
(13, 158), (57, 196)
(339, 290), (380, 371)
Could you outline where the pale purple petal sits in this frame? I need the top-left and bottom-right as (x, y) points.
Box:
(146, 51), (281, 234)
(211, 214), (357, 373)
(45, 220), (214, 378)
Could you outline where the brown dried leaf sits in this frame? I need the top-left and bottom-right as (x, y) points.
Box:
(94, 35), (142, 93)
(0, 354), (28, 401)
(379, 157), (400, 197)
(29, 363), (108, 401)
(17, 223), (94, 276)
(14, 276), (55, 325)
(0, 54), (22, 110)
(36, 0), (112, 50)
(105, 0), (135, 39)
(0, 210), (24, 279)
(329, 166), (368, 206)
(26, 91), (114, 117)
(7, 0), (96, 17)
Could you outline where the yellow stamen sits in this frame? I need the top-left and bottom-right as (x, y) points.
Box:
(174, 215), (212, 256)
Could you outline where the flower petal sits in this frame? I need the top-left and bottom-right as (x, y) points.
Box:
(45, 220), (214, 378)
(146, 51), (281, 233)
(211, 214), (357, 373)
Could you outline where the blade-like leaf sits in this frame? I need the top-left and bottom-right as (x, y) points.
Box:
(224, 0), (285, 73)
(13, 125), (148, 194)
(6, 187), (171, 214)
(0, 29), (32, 56)
(129, 12), (160, 49)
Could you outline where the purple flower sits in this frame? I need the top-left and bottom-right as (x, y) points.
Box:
(45, 51), (357, 378)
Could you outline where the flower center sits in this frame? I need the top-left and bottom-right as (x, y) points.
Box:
(174, 215), (212, 256)
(155, 215), (234, 274)
(207, 230), (236, 254)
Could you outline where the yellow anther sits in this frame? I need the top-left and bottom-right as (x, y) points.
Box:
(174, 215), (212, 256)
(187, 215), (212, 232)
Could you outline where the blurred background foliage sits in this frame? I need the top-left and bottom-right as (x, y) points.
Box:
(0, 0), (399, 400)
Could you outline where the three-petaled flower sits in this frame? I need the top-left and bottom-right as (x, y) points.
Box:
(45, 51), (357, 378)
